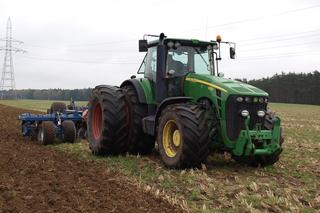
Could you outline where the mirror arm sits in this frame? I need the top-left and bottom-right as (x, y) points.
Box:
(209, 49), (215, 76)
(217, 42), (222, 61)
(213, 52), (219, 76)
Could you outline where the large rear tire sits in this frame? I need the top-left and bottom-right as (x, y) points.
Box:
(157, 103), (210, 169)
(122, 85), (155, 155)
(62, 120), (76, 143)
(50, 102), (66, 113)
(233, 110), (284, 167)
(87, 85), (129, 155)
(37, 121), (55, 145)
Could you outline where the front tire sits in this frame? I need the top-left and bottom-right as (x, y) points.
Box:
(87, 85), (129, 155)
(157, 103), (210, 169)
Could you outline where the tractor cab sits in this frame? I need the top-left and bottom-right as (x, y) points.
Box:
(138, 33), (236, 102)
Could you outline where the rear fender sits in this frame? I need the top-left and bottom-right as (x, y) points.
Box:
(120, 79), (147, 103)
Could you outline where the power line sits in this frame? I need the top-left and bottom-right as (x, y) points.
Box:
(242, 34), (320, 46)
(238, 33), (320, 47)
(23, 5), (320, 51)
(20, 55), (139, 65)
(175, 4), (320, 34)
(67, 39), (136, 47)
(238, 51), (320, 61)
(240, 40), (320, 52)
(207, 4), (320, 29)
(24, 43), (136, 51)
(238, 28), (320, 43)
(24, 28), (320, 56)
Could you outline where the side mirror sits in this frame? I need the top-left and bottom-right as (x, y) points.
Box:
(230, 47), (236, 59)
(139, 40), (148, 52)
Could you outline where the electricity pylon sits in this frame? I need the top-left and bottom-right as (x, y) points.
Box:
(0, 17), (25, 99)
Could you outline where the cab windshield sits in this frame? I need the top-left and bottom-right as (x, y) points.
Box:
(167, 45), (212, 77)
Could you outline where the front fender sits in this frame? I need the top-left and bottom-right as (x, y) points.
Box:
(154, 97), (193, 132)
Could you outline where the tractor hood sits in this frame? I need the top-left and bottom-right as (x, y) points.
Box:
(185, 73), (268, 96)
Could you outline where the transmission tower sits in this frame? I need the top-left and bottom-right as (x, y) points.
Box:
(0, 17), (25, 99)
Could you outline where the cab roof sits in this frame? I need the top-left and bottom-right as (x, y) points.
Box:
(147, 38), (218, 48)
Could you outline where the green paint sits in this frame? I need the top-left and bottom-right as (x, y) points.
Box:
(137, 78), (156, 104)
(129, 37), (281, 159)
(135, 72), (282, 158)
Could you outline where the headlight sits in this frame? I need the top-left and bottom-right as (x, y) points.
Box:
(241, 110), (249, 117)
(236, 97), (243, 102)
(259, 97), (264, 103)
(245, 97), (251, 102)
(257, 110), (265, 117)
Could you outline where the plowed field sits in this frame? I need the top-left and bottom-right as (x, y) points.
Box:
(0, 105), (181, 212)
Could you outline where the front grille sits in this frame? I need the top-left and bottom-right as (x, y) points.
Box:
(226, 95), (267, 140)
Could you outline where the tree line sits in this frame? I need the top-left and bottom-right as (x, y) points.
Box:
(245, 71), (320, 105)
(1, 71), (319, 105)
(1, 88), (92, 101)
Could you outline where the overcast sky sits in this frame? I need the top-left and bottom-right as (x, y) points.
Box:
(0, 0), (319, 89)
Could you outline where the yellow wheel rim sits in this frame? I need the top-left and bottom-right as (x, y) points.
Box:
(162, 120), (181, 158)
(173, 130), (180, 147)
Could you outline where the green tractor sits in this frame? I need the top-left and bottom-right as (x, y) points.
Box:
(87, 33), (284, 168)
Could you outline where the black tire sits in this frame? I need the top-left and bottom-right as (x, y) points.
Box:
(122, 85), (155, 155)
(62, 120), (76, 143)
(77, 127), (87, 140)
(87, 85), (129, 155)
(37, 121), (55, 145)
(198, 98), (220, 147)
(50, 102), (66, 113)
(233, 110), (284, 167)
(157, 103), (210, 169)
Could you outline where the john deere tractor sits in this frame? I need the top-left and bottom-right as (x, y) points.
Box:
(87, 33), (283, 168)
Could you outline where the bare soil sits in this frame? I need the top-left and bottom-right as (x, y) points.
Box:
(0, 104), (181, 213)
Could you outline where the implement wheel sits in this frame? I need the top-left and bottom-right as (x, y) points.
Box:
(37, 121), (55, 145)
(122, 85), (155, 155)
(157, 103), (210, 169)
(87, 85), (129, 155)
(50, 102), (66, 113)
(62, 120), (76, 143)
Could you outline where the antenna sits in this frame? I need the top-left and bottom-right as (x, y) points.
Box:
(0, 17), (26, 99)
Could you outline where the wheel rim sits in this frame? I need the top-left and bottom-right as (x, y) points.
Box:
(162, 120), (181, 158)
(38, 128), (44, 142)
(92, 103), (102, 140)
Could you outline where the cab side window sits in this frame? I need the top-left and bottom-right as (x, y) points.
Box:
(144, 47), (157, 82)
(137, 55), (146, 74)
